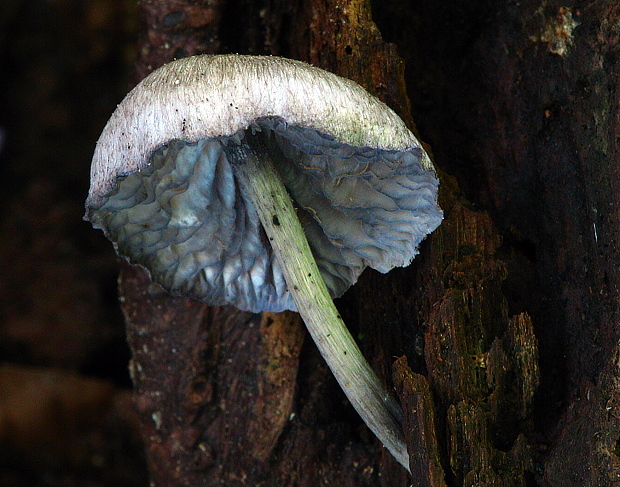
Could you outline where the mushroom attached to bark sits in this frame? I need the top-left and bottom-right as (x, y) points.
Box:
(85, 54), (443, 471)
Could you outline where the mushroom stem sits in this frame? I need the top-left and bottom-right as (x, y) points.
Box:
(225, 134), (410, 471)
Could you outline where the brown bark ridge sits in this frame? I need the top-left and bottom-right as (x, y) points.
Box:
(120, 264), (307, 485)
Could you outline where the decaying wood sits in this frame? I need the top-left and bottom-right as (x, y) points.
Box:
(393, 358), (447, 487)
(419, 202), (539, 486)
(375, 0), (620, 485)
(133, 0), (222, 82)
(245, 311), (306, 462)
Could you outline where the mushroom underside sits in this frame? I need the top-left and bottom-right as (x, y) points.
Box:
(86, 117), (441, 313)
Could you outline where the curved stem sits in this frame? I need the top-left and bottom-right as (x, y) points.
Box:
(226, 134), (410, 471)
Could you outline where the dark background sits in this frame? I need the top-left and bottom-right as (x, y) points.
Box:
(0, 2), (146, 486)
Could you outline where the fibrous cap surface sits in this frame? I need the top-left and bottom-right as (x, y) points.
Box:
(87, 54), (432, 206)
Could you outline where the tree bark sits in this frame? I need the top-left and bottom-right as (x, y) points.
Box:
(375, 0), (620, 485)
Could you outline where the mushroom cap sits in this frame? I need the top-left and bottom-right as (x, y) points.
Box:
(86, 54), (442, 312)
(86, 54), (432, 206)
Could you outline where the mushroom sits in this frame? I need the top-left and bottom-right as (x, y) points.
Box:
(85, 54), (442, 471)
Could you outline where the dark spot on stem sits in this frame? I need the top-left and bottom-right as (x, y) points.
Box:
(272, 215), (280, 226)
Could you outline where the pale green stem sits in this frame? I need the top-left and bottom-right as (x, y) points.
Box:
(226, 135), (410, 471)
